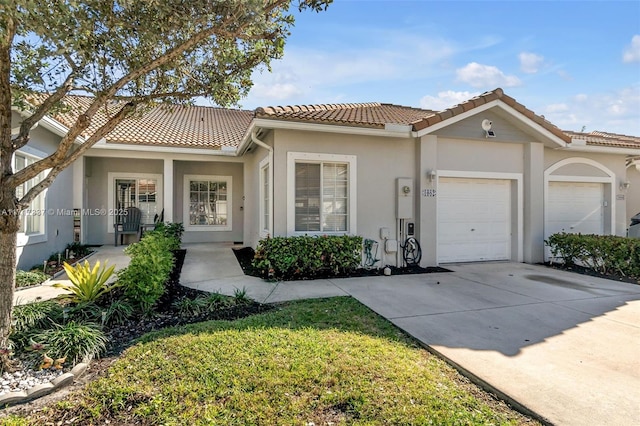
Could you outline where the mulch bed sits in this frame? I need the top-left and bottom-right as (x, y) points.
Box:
(232, 246), (451, 281)
(101, 248), (272, 356)
(542, 261), (640, 285)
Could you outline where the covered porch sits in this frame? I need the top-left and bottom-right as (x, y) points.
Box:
(72, 150), (246, 246)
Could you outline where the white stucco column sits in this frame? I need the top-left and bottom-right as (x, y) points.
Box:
(416, 135), (438, 266)
(72, 156), (85, 243)
(163, 159), (174, 223)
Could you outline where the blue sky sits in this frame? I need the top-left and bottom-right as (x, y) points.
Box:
(235, 0), (640, 135)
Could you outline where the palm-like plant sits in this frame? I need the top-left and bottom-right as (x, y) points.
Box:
(53, 260), (117, 304)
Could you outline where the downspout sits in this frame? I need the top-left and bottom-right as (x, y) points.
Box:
(251, 128), (274, 236)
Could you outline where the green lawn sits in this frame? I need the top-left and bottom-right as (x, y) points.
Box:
(6, 297), (536, 425)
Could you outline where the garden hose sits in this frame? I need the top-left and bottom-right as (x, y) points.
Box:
(401, 237), (422, 267)
(363, 239), (380, 268)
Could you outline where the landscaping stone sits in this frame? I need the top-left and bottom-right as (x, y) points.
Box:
(70, 362), (88, 377)
(26, 382), (55, 399)
(0, 390), (28, 406)
(52, 372), (75, 388)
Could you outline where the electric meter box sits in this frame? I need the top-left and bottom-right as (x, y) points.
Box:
(397, 178), (414, 219)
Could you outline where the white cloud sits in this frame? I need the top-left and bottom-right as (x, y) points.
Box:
(455, 62), (521, 88)
(519, 52), (544, 74)
(240, 32), (460, 108)
(623, 35), (640, 63)
(249, 83), (304, 101)
(419, 90), (480, 111)
(542, 86), (640, 135)
(545, 103), (569, 113)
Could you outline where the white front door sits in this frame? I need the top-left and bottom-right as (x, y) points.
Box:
(438, 177), (511, 263)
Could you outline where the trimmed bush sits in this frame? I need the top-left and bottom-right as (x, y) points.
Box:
(252, 235), (363, 280)
(117, 224), (182, 315)
(546, 233), (640, 279)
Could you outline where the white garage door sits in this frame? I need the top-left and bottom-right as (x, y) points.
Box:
(546, 181), (604, 238)
(438, 177), (511, 263)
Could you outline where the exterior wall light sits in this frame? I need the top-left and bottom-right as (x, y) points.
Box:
(620, 180), (631, 191)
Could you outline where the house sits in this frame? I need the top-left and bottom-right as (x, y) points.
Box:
(12, 88), (640, 270)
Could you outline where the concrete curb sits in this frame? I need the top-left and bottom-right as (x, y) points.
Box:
(0, 362), (89, 408)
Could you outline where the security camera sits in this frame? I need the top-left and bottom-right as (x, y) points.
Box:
(481, 119), (492, 131)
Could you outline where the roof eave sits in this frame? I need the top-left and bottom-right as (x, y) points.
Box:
(249, 117), (413, 139)
(560, 144), (640, 156)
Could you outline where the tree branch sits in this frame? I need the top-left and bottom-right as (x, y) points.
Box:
(11, 73), (76, 151)
(18, 102), (136, 207)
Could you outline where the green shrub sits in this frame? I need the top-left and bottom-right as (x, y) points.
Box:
(104, 300), (134, 326)
(15, 270), (49, 288)
(203, 292), (231, 310)
(172, 297), (207, 316)
(54, 260), (117, 304)
(252, 235), (363, 280)
(545, 233), (640, 278)
(33, 321), (107, 365)
(118, 229), (176, 315)
(65, 302), (103, 324)
(154, 222), (184, 248)
(11, 300), (63, 337)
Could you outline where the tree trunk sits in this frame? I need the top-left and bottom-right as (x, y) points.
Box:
(0, 186), (19, 371)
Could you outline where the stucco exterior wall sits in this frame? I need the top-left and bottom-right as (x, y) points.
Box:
(174, 160), (244, 243)
(242, 136), (272, 249)
(13, 114), (74, 270)
(433, 109), (537, 143)
(271, 129), (415, 265)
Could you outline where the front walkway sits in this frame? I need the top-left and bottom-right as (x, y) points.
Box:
(13, 245), (131, 306)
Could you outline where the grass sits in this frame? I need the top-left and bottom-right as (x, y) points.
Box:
(10, 297), (535, 425)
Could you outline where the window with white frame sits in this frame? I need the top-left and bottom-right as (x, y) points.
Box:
(14, 152), (46, 236)
(184, 175), (232, 231)
(287, 152), (356, 235)
(107, 173), (163, 233)
(114, 177), (159, 224)
(259, 157), (271, 236)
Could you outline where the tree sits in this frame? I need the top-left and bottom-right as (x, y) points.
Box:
(0, 0), (331, 368)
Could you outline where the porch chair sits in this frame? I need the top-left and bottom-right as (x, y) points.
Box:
(114, 206), (142, 246)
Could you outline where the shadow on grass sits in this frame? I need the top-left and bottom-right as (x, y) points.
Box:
(136, 296), (412, 348)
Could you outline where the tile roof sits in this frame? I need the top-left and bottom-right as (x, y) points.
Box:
(255, 102), (436, 129)
(36, 95), (253, 150)
(410, 88), (572, 143)
(564, 130), (640, 149)
(255, 89), (574, 144)
(28, 91), (639, 152)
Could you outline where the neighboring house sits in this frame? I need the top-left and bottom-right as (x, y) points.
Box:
(12, 88), (640, 269)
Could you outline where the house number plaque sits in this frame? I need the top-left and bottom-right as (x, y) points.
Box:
(422, 189), (437, 197)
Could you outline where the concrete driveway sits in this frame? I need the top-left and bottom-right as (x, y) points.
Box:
(180, 245), (639, 425)
(332, 263), (640, 426)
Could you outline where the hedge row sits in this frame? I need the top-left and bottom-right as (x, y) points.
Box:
(545, 232), (640, 279)
(117, 222), (184, 315)
(252, 235), (363, 280)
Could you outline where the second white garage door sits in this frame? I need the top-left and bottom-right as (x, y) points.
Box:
(546, 181), (604, 237)
(438, 177), (512, 263)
